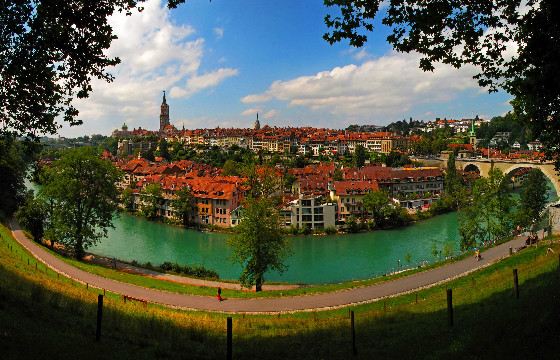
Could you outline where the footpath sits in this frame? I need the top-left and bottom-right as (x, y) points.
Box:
(9, 221), (530, 313)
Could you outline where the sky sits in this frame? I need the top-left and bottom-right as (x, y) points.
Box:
(62, 0), (513, 137)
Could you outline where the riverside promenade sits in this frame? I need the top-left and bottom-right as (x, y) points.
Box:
(9, 221), (528, 313)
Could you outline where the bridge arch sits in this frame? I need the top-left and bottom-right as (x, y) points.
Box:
(501, 164), (560, 198)
(463, 163), (482, 175)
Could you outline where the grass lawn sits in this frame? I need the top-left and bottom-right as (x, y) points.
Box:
(1, 223), (560, 359)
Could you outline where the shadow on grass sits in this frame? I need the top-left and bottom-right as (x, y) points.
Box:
(1, 253), (560, 360)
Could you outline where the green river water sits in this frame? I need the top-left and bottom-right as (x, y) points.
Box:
(91, 212), (460, 284)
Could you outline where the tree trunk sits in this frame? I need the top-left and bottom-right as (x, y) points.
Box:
(75, 238), (84, 260)
(255, 274), (263, 292)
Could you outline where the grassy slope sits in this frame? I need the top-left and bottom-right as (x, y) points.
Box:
(1, 224), (559, 359)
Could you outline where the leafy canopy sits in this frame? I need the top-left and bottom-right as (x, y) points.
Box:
(41, 147), (121, 258)
(228, 197), (291, 291)
(0, 0), (188, 137)
(324, 0), (560, 168)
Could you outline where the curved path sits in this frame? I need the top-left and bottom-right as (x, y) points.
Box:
(9, 221), (530, 313)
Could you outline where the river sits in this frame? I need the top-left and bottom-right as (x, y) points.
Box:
(31, 176), (558, 285)
(90, 212), (459, 284)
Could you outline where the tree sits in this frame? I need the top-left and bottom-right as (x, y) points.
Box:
(173, 186), (195, 226)
(354, 144), (367, 167)
(0, 136), (29, 218)
(222, 159), (239, 176)
(228, 197), (291, 291)
(140, 183), (162, 220)
(0, 0), (189, 138)
(458, 168), (515, 250)
(41, 147), (121, 259)
(363, 190), (390, 228)
(120, 187), (136, 212)
(323, 0), (560, 169)
(15, 190), (48, 242)
(517, 169), (549, 227)
(444, 151), (467, 209)
(155, 138), (170, 161)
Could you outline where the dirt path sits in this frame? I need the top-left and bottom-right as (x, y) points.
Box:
(9, 220), (530, 313)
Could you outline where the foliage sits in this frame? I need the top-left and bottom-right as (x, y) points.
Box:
(324, 226), (337, 235)
(222, 159), (239, 176)
(15, 190), (48, 242)
(353, 144), (367, 167)
(323, 0), (560, 169)
(155, 138), (170, 161)
(385, 151), (411, 168)
(0, 136), (31, 218)
(120, 187), (135, 212)
(41, 147), (121, 259)
(363, 190), (390, 227)
(140, 183), (163, 220)
(228, 197), (291, 291)
(172, 186), (195, 226)
(158, 261), (220, 279)
(516, 169), (549, 227)
(458, 169), (515, 250)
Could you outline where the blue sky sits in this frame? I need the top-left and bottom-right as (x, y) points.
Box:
(63, 0), (512, 137)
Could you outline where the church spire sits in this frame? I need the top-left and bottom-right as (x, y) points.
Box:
(253, 112), (261, 130)
(160, 90), (170, 132)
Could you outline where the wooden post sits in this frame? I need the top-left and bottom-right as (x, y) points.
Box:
(509, 247), (512, 256)
(513, 269), (519, 299)
(227, 317), (232, 360)
(447, 289), (453, 327)
(96, 295), (103, 341)
(103, 289), (106, 296)
(86, 283), (89, 290)
(350, 310), (357, 356)
(27, 258), (29, 266)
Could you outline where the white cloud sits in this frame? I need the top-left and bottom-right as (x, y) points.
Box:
(242, 51), (480, 120)
(213, 27), (224, 39)
(241, 108), (261, 117)
(65, 0), (236, 136)
(171, 68), (238, 98)
(263, 109), (278, 119)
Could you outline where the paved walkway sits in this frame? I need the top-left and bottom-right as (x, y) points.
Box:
(8, 221), (530, 313)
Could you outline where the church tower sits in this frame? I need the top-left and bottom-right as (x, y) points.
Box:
(160, 90), (170, 132)
(253, 112), (261, 130)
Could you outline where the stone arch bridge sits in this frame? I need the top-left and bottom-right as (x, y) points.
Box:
(423, 158), (560, 196)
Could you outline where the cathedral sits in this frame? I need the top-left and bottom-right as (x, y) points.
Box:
(159, 90), (170, 132)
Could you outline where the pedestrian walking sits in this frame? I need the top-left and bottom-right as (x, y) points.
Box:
(217, 287), (222, 302)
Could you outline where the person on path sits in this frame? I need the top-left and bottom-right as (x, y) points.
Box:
(217, 287), (222, 302)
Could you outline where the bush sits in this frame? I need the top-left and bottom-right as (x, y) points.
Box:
(324, 226), (337, 235)
(158, 261), (220, 280)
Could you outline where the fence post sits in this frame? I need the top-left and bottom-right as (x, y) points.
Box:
(509, 247), (512, 256)
(350, 310), (357, 356)
(513, 269), (519, 299)
(447, 289), (453, 327)
(227, 317), (232, 360)
(96, 295), (103, 341)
